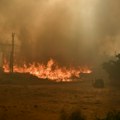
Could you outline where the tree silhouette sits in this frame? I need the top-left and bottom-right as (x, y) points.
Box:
(103, 53), (120, 84)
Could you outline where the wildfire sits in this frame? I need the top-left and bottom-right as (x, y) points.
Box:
(3, 59), (92, 82)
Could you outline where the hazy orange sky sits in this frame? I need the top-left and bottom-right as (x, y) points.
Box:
(0, 0), (120, 65)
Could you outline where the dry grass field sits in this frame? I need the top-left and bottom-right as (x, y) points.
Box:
(0, 73), (120, 120)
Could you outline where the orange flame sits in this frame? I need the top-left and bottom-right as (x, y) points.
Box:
(3, 59), (92, 82)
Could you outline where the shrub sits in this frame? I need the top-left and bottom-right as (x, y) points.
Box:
(60, 110), (120, 120)
(60, 109), (85, 120)
(96, 111), (120, 120)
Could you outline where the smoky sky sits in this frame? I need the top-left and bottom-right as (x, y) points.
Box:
(0, 0), (120, 66)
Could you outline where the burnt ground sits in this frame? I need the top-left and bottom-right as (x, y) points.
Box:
(0, 73), (120, 120)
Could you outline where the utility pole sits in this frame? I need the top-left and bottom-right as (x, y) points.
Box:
(10, 33), (15, 73)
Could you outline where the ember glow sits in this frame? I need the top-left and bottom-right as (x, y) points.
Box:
(3, 59), (92, 82)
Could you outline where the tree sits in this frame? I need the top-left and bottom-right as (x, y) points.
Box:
(103, 53), (120, 85)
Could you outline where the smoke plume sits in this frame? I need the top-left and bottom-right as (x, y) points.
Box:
(0, 0), (120, 66)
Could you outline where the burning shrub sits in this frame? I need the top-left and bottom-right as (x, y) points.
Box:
(3, 58), (92, 82)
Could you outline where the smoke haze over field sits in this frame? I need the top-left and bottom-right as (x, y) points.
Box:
(0, 0), (120, 66)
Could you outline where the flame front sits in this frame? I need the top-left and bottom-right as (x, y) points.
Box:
(3, 59), (92, 82)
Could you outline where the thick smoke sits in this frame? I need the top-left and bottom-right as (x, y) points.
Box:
(0, 0), (120, 66)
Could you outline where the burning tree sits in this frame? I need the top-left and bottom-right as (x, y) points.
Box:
(103, 53), (120, 85)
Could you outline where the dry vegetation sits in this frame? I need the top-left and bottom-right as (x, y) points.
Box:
(0, 73), (120, 120)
